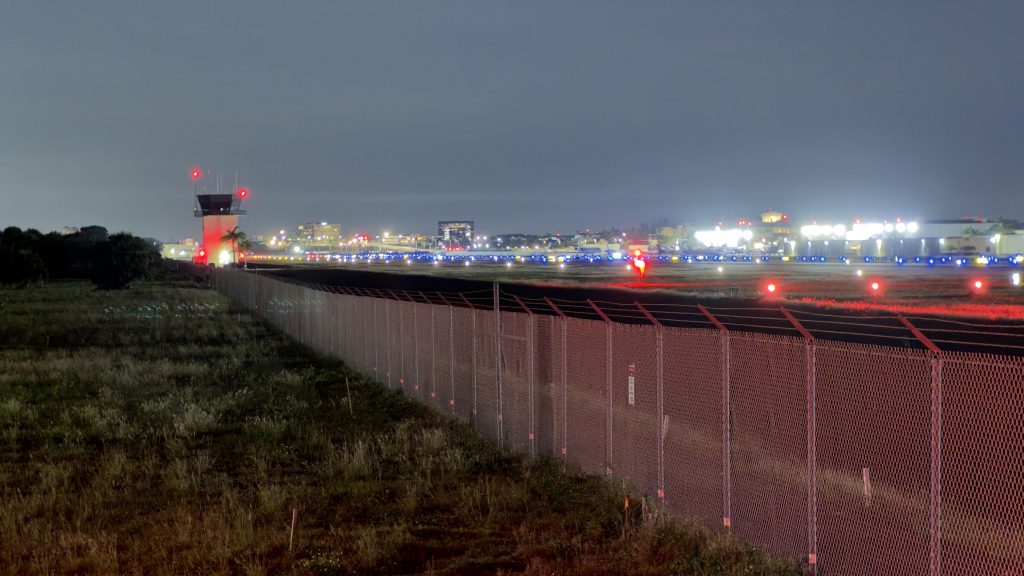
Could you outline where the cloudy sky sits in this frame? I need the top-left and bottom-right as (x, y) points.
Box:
(2, 1), (1023, 240)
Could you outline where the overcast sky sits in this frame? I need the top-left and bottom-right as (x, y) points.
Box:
(2, 1), (1023, 240)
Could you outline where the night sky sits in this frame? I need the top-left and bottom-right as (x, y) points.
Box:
(3, 1), (1023, 240)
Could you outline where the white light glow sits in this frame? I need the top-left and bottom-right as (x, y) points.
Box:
(802, 224), (847, 238)
(695, 226), (753, 247)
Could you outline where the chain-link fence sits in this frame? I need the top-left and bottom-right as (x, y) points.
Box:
(203, 265), (1024, 575)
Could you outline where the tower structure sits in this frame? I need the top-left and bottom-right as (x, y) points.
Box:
(190, 167), (249, 266)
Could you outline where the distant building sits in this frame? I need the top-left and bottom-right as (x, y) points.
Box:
(162, 238), (199, 261)
(297, 222), (341, 248)
(438, 221), (474, 248)
(761, 211), (788, 224)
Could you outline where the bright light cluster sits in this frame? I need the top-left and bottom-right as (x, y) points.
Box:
(800, 224), (846, 238)
(806, 221), (920, 241)
(695, 226), (753, 248)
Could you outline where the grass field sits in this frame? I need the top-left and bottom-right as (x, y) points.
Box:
(0, 278), (797, 575)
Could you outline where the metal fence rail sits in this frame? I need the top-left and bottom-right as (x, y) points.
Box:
(198, 264), (1024, 575)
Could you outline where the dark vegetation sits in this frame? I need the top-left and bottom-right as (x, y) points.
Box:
(0, 226), (160, 288)
(0, 278), (798, 575)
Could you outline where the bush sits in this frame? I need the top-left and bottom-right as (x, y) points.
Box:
(0, 226), (160, 289)
(89, 233), (162, 289)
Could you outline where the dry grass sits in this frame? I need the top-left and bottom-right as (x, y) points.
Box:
(0, 279), (799, 575)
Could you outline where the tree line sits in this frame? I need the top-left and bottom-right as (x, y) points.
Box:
(0, 226), (161, 289)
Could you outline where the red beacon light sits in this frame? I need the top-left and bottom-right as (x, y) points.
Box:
(236, 187), (249, 199)
(191, 166), (202, 180)
(762, 280), (781, 298)
(870, 281), (881, 293)
(971, 279), (986, 292)
(632, 249), (647, 280)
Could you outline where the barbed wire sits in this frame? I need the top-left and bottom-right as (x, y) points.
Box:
(193, 265), (1024, 353)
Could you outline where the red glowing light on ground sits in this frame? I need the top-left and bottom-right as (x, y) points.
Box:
(871, 282), (880, 291)
(973, 280), (984, 290)
(634, 258), (647, 280)
(767, 283), (777, 293)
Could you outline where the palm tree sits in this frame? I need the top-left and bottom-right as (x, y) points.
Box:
(237, 238), (254, 269)
(220, 226), (247, 265)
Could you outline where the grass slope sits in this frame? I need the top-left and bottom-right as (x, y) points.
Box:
(0, 279), (799, 575)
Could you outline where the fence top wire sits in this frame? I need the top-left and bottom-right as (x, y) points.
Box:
(643, 309), (715, 319)
(709, 313), (795, 323)
(930, 338), (1024, 351)
(913, 327), (1024, 338)
(794, 317), (907, 331)
(786, 309), (906, 321)
(234, 268), (1024, 355)
(714, 321), (801, 333)
(901, 314), (1024, 329)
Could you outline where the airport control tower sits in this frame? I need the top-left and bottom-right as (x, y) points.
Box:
(190, 166), (249, 266)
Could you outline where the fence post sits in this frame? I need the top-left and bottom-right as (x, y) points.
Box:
(494, 282), (504, 446)
(413, 295), (420, 400)
(385, 297), (392, 388)
(898, 314), (944, 576)
(636, 303), (665, 502)
(588, 300), (614, 476)
(512, 294), (536, 458)
(421, 292), (437, 403)
(364, 289), (372, 368)
(699, 304), (732, 529)
(545, 297), (568, 459)
(438, 292), (457, 416)
(460, 293), (478, 426)
(393, 291), (405, 394)
(373, 297), (379, 379)
(782, 307), (818, 572)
